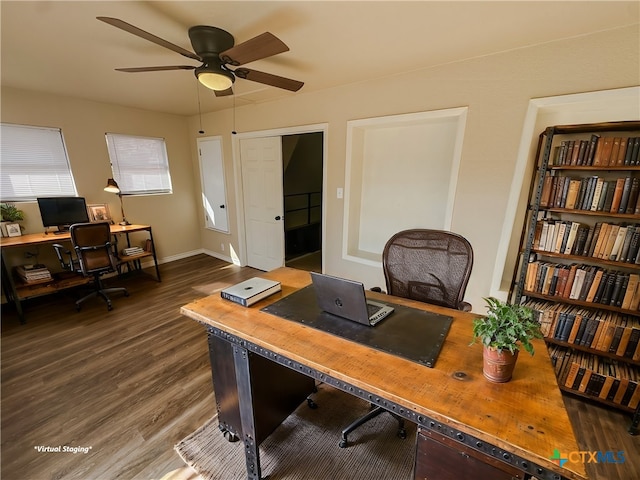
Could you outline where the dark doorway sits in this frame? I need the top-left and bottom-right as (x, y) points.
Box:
(282, 132), (323, 272)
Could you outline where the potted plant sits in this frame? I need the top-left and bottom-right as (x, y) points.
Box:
(1, 203), (25, 236)
(471, 297), (542, 383)
(1, 203), (24, 222)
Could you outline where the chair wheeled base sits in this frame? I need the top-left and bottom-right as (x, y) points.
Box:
(339, 405), (406, 448)
(75, 274), (129, 311)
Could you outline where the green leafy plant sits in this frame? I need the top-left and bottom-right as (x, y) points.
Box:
(471, 297), (542, 355)
(0, 203), (24, 222)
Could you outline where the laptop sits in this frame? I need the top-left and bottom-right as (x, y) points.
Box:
(310, 272), (394, 326)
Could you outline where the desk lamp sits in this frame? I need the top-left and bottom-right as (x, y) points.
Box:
(104, 178), (130, 226)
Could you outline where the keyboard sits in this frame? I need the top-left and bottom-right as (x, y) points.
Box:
(367, 302), (383, 316)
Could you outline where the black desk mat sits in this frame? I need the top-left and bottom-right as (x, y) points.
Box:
(261, 285), (452, 367)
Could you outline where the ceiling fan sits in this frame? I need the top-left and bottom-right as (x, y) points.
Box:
(97, 17), (304, 97)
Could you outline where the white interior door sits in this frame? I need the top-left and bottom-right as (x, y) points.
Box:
(240, 136), (285, 271)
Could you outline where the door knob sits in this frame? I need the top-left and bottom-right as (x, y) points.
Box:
(219, 205), (225, 209)
(275, 216), (282, 220)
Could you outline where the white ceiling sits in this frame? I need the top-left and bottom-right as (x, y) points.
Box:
(1, 1), (638, 116)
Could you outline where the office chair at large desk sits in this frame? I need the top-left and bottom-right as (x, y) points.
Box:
(53, 222), (129, 311)
(339, 228), (474, 448)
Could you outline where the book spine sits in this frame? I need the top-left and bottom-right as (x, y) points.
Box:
(617, 177), (633, 214)
(220, 291), (249, 307)
(619, 226), (635, 263)
(626, 229), (640, 263)
(609, 177), (626, 213)
(586, 134), (600, 165)
(606, 379), (621, 402)
(559, 314), (575, 342)
(624, 328), (640, 358)
(632, 137), (640, 165)
(599, 273), (617, 306)
(609, 325), (626, 353)
(625, 178), (640, 214)
(621, 382), (638, 407)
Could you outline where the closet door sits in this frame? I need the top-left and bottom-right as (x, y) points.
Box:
(198, 136), (229, 233)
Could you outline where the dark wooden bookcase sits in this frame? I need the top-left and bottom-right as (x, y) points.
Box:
(511, 121), (640, 417)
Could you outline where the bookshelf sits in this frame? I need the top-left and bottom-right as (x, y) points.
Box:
(511, 121), (640, 414)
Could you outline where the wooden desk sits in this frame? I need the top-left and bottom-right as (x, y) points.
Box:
(1, 224), (160, 322)
(181, 267), (588, 480)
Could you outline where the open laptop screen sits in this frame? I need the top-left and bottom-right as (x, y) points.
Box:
(310, 272), (393, 326)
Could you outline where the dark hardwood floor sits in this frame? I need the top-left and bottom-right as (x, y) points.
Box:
(1, 254), (637, 480)
(1, 255), (260, 480)
(285, 250), (322, 273)
(562, 394), (639, 480)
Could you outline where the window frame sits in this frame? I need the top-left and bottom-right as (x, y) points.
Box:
(105, 132), (173, 196)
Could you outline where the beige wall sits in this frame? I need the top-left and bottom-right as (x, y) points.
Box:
(2, 25), (638, 312)
(187, 25), (639, 311)
(0, 89), (200, 266)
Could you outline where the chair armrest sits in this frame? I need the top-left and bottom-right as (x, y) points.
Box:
(52, 244), (77, 272)
(458, 301), (472, 312)
(52, 243), (69, 252)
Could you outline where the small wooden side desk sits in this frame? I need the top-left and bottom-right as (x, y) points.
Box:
(1, 224), (160, 322)
(181, 267), (587, 480)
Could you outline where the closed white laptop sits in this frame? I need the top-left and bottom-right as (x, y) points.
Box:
(221, 277), (281, 306)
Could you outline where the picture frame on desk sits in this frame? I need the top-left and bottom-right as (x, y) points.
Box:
(87, 204), (113, 224)
(6, 223), (22, 237)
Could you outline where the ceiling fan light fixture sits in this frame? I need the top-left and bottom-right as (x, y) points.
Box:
(197, 69), (234, 91)
(100, 17), (303, 95)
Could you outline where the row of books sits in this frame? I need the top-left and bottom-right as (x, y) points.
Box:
(532, 221), (640, 264)
(551, 135), (640, 167)
(121, 246), (145, 256)
(539, 174), (640, 215)
(524, 299), (640, 358)
(548, 345), (639, 409)
(15, 264), (52, 283)
(524, 262), (640, 310)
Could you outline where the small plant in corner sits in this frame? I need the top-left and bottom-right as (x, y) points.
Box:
(0, 203), (25, 222)
(471, 297), (542, 382)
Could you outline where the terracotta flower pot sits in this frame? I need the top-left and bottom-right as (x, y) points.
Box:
(482, 346), (519, 383)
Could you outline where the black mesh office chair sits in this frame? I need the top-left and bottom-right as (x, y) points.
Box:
(52, 222), (129, 311)
(339, 229), (473, 448)
(381, 229), (474, 311)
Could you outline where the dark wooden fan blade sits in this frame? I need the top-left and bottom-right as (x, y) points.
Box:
(220, 32), (288, 66)
(116, 66), (196, 72)
(97, 17), (200, 61)
(215, 88), (234, 97)
(235, 68), (303, 92)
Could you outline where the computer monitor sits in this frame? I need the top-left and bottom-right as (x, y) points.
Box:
(37, 197), (90, 233)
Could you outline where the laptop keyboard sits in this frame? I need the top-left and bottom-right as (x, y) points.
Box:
(367, 303), (382, 316)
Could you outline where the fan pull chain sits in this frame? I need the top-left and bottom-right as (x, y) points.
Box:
(196, 82), (204, 134)
(232, 95), (237, 135)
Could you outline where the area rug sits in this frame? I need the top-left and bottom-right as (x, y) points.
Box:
(175, 384), (416, 480)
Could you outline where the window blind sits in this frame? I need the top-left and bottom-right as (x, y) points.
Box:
(0, 123), (77, 201)
(105, 133), (172, 195)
